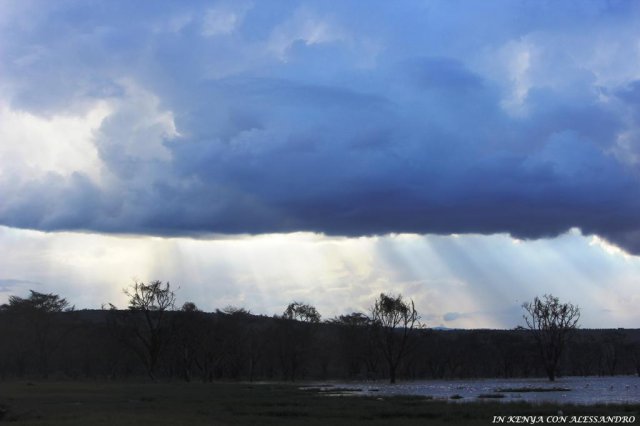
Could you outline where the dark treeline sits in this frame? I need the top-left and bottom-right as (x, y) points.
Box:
(0, 286), (639, 382)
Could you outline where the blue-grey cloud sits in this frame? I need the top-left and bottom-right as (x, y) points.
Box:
(443, 312), (468, 322)
(2, 0), (640, 253)
(0, 278), (42, 293)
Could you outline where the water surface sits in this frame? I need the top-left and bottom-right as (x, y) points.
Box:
(317, 376), (640, 404)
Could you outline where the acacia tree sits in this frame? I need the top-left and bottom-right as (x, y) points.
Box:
(277, 302), (321, 380)
(109, 280), (177, 380)
(521, 294), (580, 381)
(1, 290), (73, 378)
(329, 312), (377, 379)
(4, 291), (71, 313)
(171, 301), (203, 382)
(370, 293), (420, 384)
(282, 302), (321, 323)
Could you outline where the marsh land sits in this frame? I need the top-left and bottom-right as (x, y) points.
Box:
(0, 381), (638, 425)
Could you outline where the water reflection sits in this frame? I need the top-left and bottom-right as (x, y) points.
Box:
(317, 376), (640, 404)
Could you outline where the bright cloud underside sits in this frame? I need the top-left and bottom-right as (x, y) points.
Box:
(1, 226), (638, 328)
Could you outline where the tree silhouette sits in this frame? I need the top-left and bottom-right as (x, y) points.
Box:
(1, 290), (73, 378)
(4, 291), (71, 313)
(282, 302), (321, 323)
(521, 294), (580, 381)
(109, 280), (177, 380)
(172, 301), (203, 381)
(370, 293), (420, 384)
(329, 312), (376, 379)
(276, 301), (321, 380)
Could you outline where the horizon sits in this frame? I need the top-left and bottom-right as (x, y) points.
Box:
(65, 307), (640, 332)
(1, 0), (640, 329)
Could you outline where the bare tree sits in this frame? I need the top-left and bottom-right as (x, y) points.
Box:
(109, 280), (177, 380)
(370, 293), (420, 384)
(521, 294), (580, 381)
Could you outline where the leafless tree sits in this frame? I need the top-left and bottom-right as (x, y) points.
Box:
(521, 294), (580, 381)
(109, 280), (177, 380)
(370, 293), (420, 384)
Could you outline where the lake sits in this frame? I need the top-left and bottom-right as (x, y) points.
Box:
(315, 376), (640, 404)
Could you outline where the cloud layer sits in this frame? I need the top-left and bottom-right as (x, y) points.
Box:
(2, 1), (640, 252)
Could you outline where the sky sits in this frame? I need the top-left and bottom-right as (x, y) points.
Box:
(1, 0), (640, 328)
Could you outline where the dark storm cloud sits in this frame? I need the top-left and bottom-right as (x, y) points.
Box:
(3, 0), (640, 253)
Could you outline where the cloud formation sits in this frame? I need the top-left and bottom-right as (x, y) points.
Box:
(2, 1), (640, 252)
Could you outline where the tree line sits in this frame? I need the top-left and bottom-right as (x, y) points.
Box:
(0, 282), (638, 383)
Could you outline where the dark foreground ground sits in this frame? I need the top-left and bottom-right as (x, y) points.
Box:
(0, 381), (638, 425)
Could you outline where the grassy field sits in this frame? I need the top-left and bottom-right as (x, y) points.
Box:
(0, 381), (638, 425)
